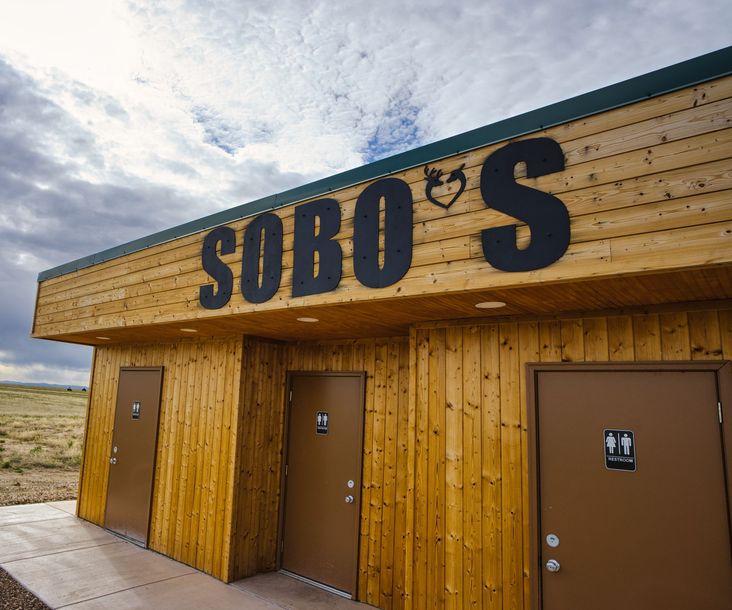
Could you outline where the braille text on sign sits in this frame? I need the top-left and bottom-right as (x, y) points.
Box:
(604, 429), (636, 471)
(316, 411), (329, 435)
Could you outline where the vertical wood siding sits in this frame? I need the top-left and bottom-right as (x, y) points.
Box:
(230, 336), (412, 609)
(76, 335), (243, 581)
(228, 307), (731, 607)
(405, 307), (731, 610)
(231, 337), (287, 580)
(78, 306), (731, 603)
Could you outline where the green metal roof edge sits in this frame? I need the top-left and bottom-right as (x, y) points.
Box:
(38, 45), (732, 282)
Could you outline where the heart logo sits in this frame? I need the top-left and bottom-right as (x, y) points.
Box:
(424, 163), (466, 209)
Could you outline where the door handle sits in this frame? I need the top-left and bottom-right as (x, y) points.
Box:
(109, 457), (117, 465)
(545, 559), (560, 572)
(345, 495), (354, 504)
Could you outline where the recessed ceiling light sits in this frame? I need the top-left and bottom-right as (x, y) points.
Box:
(180, 328), (198, 333)
(95, 336), (111, 340)
(475, 301), (507, 309)
(296, 317), (319, 323)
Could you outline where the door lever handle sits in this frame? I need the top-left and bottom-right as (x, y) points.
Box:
(109, 457), (117, 465)
(345, 495), (354, 504)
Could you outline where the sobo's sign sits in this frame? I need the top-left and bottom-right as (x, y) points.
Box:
(199, 137), (569, 309)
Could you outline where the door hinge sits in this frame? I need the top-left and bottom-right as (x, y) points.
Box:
(285, 464), (288, 476)
(289, 389), (293, 404)
(719, 401), (723, 423)
(280, 539), (284, 553)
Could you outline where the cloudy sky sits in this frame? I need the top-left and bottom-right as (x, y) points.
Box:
(0, 0), (730, 386)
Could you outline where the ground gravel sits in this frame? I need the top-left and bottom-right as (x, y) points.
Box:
(0, 471), (77, 506)
(0, 568), (49, 610)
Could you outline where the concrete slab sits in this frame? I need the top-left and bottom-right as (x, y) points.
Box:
(232, 572), (373, 609)
(1, 503), (375, 609)
(66, 572), (282, 610)
(0, 502), (70, 526)
(47, 500), (77, 515)
(1, 539), (196, 608)
(0, 515), (117, 563)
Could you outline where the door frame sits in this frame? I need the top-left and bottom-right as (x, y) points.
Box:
(104, 366), (164, 547)
(276, 370), (366, 597)
(526, 361), (732, 610)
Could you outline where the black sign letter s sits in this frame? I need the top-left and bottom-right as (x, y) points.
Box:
(480, 138), (569, 271)
(199, 226), (236, 309)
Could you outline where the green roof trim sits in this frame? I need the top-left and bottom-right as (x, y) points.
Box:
(38, 45), (732, 282)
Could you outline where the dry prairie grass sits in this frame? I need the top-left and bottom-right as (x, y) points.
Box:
(0, 384), (86, 505)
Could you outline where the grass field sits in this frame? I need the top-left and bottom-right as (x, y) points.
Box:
(0, 384), (87, 506)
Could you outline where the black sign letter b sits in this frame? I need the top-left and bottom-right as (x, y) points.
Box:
(292, 198), (342, 297)
(480, 138), (569, 271)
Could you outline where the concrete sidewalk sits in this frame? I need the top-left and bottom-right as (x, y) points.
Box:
(0, 501), (368, 609)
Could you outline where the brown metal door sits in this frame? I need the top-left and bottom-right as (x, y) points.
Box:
(104, 367), (163, 546)
(534, 368), (732, 610)
(280, 373), (365, 596)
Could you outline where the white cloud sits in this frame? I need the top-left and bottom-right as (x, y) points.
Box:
(0, 0), (730, 384)
(0, 360), (90, 387)
(2, 0), (730, 207)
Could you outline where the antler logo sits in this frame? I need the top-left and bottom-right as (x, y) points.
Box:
(424, 163), (466, 209)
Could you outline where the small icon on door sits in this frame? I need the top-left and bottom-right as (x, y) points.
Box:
(316, 411), (329, 435)
(604, 429), (636, 471)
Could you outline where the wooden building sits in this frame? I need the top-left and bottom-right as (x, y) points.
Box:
(32, 47), (732, 609)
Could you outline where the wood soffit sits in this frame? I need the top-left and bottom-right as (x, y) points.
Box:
(46, 265), (732, 346)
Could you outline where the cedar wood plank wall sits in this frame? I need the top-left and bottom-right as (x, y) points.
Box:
(78, 307), (731, 599)
(232, 335), (412, 598)
(33, 75), (732, 338)
(229, 305), (732, 609)
(77, 336), (243, 581)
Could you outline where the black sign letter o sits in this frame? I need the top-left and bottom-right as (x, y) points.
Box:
(353, 177), (413, 288)
(241, 213), (283, 304)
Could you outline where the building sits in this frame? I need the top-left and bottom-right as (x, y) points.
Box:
(32, 47), (732, 609)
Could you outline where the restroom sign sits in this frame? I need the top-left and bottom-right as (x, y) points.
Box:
(316, 411), (329, 435)
(604, 429), (636, 471)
